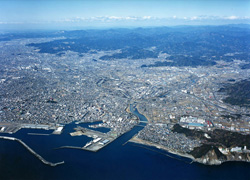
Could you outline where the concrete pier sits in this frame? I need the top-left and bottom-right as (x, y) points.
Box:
(28, 133), (50, 136)
(0, 136), (64, 167)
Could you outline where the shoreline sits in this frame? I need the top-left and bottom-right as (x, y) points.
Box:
(129, 136), (194, 161)
(129, 137), (250, 166)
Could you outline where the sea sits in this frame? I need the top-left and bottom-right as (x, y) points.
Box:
(0, 109), (250, 180)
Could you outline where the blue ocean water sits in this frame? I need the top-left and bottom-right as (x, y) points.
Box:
(1, 107), (250, 180)
(0, 123), (250, 180)
(78, 121), (111, 133)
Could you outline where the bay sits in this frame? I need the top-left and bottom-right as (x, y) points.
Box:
(0, 107), (250, 179)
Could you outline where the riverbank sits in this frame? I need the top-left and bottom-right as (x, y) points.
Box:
(136, 106), (152, 124)
(127, 104), (194, 162)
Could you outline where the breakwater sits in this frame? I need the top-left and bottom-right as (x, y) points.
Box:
(0, 136), (64, 167)
(28, 133), (50, 136)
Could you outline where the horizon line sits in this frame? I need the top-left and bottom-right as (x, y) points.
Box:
(1, 23), (250, 32)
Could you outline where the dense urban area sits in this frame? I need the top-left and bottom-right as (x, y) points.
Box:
(0, 25), (250, 164)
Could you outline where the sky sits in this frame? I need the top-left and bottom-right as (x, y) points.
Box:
(0, 0), (249, 30)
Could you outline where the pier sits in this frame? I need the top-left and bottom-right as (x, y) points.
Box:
(0, 136), (64, 167)
(70, 127), (116, 152)
(28, 133), (50, 136)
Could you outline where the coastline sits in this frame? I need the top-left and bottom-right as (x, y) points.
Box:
(129, 136), (194, 161)
(129, 137), (250, 165)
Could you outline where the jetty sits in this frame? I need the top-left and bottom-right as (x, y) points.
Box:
(0, 136), (64, 167)
(28, 133), (50, 136)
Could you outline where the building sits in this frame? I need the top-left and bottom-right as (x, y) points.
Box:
(99, 139), (109, 145)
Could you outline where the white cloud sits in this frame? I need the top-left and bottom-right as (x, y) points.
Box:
(173, 15), (250, 21)
(190, 16), (198, 20)
(124, 16), (137, 20)
(142, 16), (152, 20)
(221, 16), (250, 20)
(57, 16), (157, 23)
(53, 15), (250, 24)
(108, 16), (123, 20)
(0, 21), (24, 24)
(1, 15), (249, 26)
(225, 16), (239, 20)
